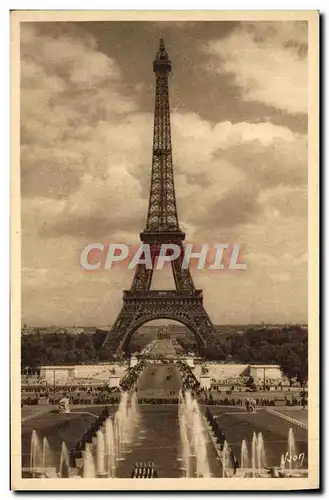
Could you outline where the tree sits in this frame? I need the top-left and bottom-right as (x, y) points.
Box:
(246, 376), (256, 390)
(295, 341), (308, 387)
(278, 349), (303, 386)
(296, 362), (308, 387)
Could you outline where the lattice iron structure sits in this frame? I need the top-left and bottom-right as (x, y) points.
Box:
(146, 37), (178, 233)
(103, 39), (221, 357)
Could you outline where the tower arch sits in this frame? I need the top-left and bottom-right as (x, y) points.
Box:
(119, 314), (205, 354)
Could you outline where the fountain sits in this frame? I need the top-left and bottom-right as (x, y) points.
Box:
(42, 437), (56, 477)
(192, 399), (211, 478)
(288, 427), (296, 473)
(249, 431), (267, 477)
(178, 390), (211, 478)
(240, 439), (249, 470)
(237, 426), (306, 478)
(59, 442), (70, 478)
(257, 432), (266, 472)
(83, 443), (96, 478)
(42, 437), (49, 470)
(26, 391), (141, 479)
(114, 414), (122, 460)
(117, 392), (129, 444)
(105, 417), (116, 478)
(277, 427), (306, 475)
(129, 391), (140, 422)
(30, 430), (41, 477)
(179, 413), (191, 477)
(222, 440), (229, 478)
(29, 431), (62, 478)
(178, 391), (192, 476)
(113, 391), (139, 454)
(251, 432), (257, 477)
(96, 429), (106, 476)
(81, 391), (140, 477)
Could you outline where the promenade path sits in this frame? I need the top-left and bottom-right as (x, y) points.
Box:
(116, 360), (222, 478)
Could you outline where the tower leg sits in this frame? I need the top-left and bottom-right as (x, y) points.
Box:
(103, 296), (221, 359)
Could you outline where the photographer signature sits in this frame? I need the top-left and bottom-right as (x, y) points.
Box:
(281, 452), (305, 467)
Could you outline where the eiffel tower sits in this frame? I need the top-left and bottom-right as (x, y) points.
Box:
(103, 38), (220, 358)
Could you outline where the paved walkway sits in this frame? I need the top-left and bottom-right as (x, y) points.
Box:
(115, 406), (182, 478)
(115, 405), (222, 478)
(137, 363), (181, 399)
(115, 363), (222, 477)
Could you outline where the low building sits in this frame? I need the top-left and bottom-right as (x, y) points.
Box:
(39, 363), (128, 384)
(193, 362), (283, 384)
(39, 366), (75, 384)
(248, 364), (282, 380)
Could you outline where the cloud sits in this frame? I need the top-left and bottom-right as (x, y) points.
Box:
(21, 22), (307, 238)
(219, 135), (308, 188)
(20, 22), (308, 325)
(171, 112), (307, 231)
(245, 252), (277, 267)
(270, 272), (291, 283)
(258, 185), (308, 219)
(205, 21), (308, 114)
(40, 110), (306, 237)
(21, 24), (121, 89)
(188, 183), (262, 230)
(21, 23), (138, 201)
(41, 170), (147, 239)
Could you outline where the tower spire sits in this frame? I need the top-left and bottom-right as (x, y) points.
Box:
(153, 36), (171, 74)
(157, 36), (168, 60)
(144, 37), (179, 237)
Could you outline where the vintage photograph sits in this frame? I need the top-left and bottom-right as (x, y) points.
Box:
(11, 11), (319, 490)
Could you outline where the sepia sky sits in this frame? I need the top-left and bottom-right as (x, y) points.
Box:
(21, 20), (309, 326)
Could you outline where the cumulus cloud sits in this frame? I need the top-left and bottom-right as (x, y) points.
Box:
(41, 110), (307, 237)
(205, 21), (308, 114)
(21, 23), (139, 202)
(170, 112), (307, 231)
(21, 23), (121, 88)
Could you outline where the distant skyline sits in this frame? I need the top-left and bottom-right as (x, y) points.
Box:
(21, 20), (308, 326)
(22, 322), (308, 328)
